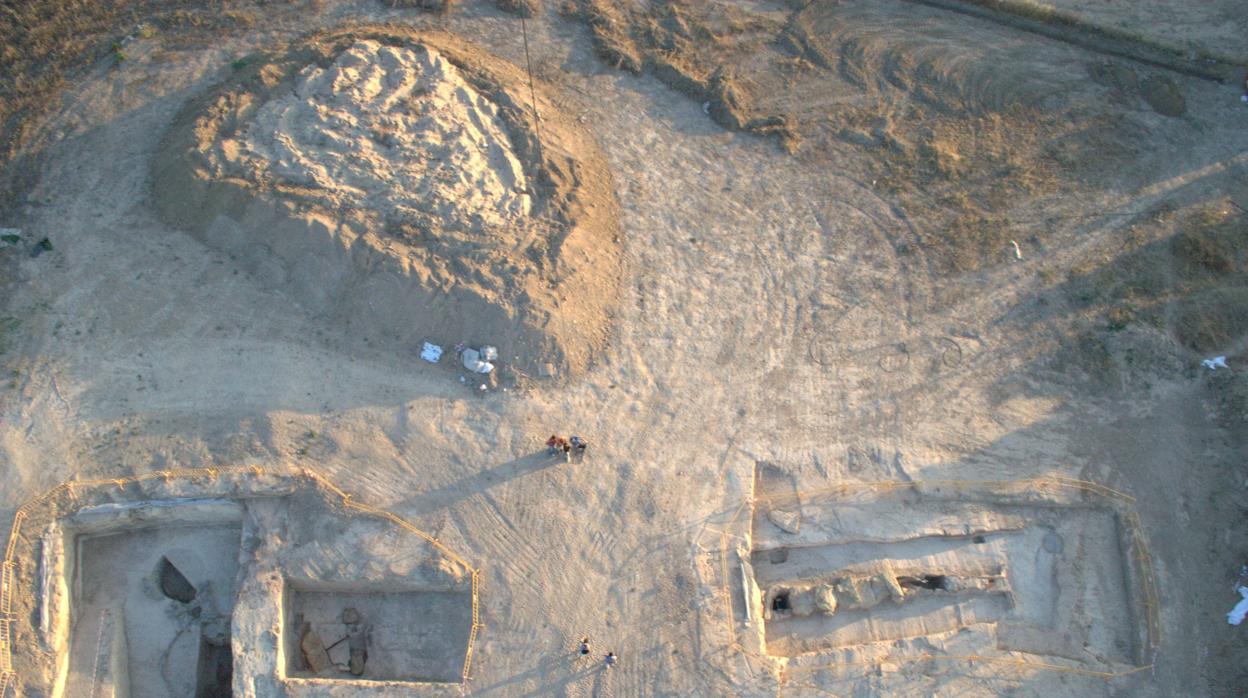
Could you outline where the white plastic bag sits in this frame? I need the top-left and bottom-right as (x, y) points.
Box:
(1203, 356), (1228, 370)
(462, 348), (494, 374)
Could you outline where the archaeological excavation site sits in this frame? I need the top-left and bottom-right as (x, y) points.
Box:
(1, 0), (1247, 696)
(3, 468), (477, 696)
(730, 467), (1159, 677)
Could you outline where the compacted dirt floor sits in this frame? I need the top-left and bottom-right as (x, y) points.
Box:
(1, 0), (1247, 696)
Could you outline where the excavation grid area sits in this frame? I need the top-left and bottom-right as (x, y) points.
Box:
(66, 525), (242, 698)
(284, 586), (473, 683)
(752, 504), (1138, 665)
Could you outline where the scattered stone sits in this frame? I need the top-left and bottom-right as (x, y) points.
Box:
(346, 621), (368, 676)
(300, 624), (329, 673)
(349, 650), (366, 676)
(767, 509), (800, 534)
(881, 571), (906, 603)
(814, 584), (838, 615)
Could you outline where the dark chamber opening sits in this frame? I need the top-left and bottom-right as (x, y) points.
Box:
(899, 574), (950, 591)
(195, 636), (233, 698)
(158, 557), (197, 604)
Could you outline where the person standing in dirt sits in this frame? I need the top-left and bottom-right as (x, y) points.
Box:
(570, 435), (588, 462)
(604, 651), (617, 668)
(579, 637), (591, 656)
(546, 435), (562, 456)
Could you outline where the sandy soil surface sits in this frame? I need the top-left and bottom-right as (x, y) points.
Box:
(1, 0), (1247, 696)
(1031, 0), (1248, 62)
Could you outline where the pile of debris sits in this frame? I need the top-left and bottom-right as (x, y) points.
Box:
(421, 340), (502, 391)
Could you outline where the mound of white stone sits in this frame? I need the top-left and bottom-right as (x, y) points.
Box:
(233, 40), (531, 232)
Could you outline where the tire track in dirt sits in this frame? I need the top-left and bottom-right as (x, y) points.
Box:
(904, 0), (1237, 82)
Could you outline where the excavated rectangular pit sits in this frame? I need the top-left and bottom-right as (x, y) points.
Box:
(750, 493), (1140, 665)
(38, 488), (477, 696)
(195, 635), (233, 698)
(65, 523), (242, 698)
(283, 584), (473, 683)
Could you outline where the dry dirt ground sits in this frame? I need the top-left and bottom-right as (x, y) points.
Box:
(1029, 0), (1248, 63)
(1, 0), (1247, 696)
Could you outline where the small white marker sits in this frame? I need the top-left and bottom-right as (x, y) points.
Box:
(1010, 240), (1022, 260)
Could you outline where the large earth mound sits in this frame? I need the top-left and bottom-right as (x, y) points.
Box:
(152, 27), (622, 381)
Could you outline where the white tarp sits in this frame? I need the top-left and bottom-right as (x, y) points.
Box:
(420, 342), (443, 363)
(462, 348), (494, 374)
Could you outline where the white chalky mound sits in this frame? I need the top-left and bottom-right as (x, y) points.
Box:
(153, 29), (622, 380)
(232, 40), (531, 233)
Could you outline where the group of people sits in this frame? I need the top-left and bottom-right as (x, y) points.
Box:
(546, 434), (588, 462)
(579, 637), (616, 668)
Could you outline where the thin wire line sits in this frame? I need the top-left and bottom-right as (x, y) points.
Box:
(520, 12), (545, 164)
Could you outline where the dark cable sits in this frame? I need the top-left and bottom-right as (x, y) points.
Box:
(519, 13), (545, 164)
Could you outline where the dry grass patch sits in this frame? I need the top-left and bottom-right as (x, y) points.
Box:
(1062, 201), (1248, 353)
